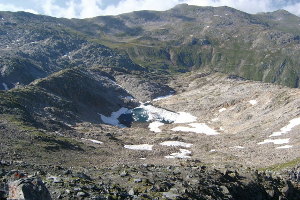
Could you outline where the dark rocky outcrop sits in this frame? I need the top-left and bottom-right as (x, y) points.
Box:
(1, 161), (300, 200)
(8, 178), (51, 200)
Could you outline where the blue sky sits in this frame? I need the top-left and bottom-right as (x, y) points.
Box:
(1, 0), (300, 18)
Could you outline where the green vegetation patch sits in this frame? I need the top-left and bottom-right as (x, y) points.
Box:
(260, 157), (300, 171)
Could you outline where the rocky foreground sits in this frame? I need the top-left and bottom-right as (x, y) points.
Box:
(1, 160), (300, 200)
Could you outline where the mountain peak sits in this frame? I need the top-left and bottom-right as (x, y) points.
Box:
(259, 9), (295, 17)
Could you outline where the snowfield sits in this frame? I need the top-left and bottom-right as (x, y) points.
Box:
(148, 121), (164, 133)
(160, 141), (193, 148)
(100, 107), (129, 127)
(124, 144), (153, 151)
(165, 149), (192, 159)
(172, 123), (219, 135)
(258, 138), (290, 145)
(270, 117), (300, 137)
(276, 145), (293, 149)
(138, 104), (197, 123)
(230, 146), (245, 149)
(249, 100), (258, 105)
(219, 108), (227, 113)
(153, 94), (174, 101)
(81, 138), (103, 144)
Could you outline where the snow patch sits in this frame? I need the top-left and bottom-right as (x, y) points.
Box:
(138, 104), (197, 124)
(100, 107), (129, 127)
(219, 108), (227, 113)
(230, 146), (245, 149)
(148, 121), (164, 133)
(123, 96), (134, 100)
(81, 138), (103, 144)
(211, 118), (219, 122)
(2, 83), (8, 90)
(258, 138), (290, 145)
(160, 141), (193, 148)
(153, 94), (173, 101)
(276, 145), (293, 149)
(165, 149), (191, 159)
(124, 144), (153, 151)
(249, 100), (257, 105)
(172, 123), (219, 135)
(270, 117), (300, 137)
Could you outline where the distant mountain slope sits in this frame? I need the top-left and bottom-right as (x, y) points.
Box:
(86, 4), (300, 88)
(1, 4), (300, 89)
(0, 11), (144, 90)
(0, 68), (133, 129)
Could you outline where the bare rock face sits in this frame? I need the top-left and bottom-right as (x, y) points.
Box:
(8, 178), (51, 200)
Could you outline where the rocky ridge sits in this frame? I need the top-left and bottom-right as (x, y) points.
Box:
(1, 160), (300, 200)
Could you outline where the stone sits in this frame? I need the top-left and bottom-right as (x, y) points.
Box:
(75, 172), (92, 180)
(163, 191), (180, 199)
(120, 171), (128, 177)
(128, 188), (135, 196)
(73, 187), (82, 191)
(63, 169), (72, 175)
(8, 178), (51, 200)
(77, 191), (88, 197)
(220, 185), (230, 194)
(0, 168), (6, 176)
(266, 189), (275, 198)
(134, 178), (142, 183)
(65, 189), (71, 194)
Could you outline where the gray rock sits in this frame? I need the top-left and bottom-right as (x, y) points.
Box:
(8, 178), (51, 200)
(75, 172), (92, 180)
(163, 191), (179, 199)
(134, 178), (142, 183)
(266, 189), (275, 198)
(73, 187), (82, 191)
(65, 189), (71, 194)
(128, 188), (135, 196)
(77, 191), (88, 197)
(220, 185), (230, 194)
(120, 171), (128, 177)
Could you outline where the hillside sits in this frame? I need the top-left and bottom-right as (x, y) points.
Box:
(1, 4), (300, 200)
(1, 4), (300, 90)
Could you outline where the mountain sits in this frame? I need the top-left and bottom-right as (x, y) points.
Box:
(87, 4), (300, 87)
(1, 4), (300, 199)
(1, 4), (300, 90)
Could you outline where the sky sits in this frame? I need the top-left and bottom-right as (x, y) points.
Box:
(1, 0), (300, 19)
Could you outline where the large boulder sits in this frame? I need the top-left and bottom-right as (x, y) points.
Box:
(8, 178), (51, 200)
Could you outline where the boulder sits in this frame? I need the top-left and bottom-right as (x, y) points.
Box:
(8, 178), (52, 200)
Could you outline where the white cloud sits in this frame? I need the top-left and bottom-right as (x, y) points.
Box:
(1, 0), (300, 18)
(0, 3), (38, 14)
(101, 0), (181, 15)
(42, 0), (78, 18)
(50, 0), (300, 18)
(79, 0), (102, 18)
(284, 2), (300, 16)
(38, 0), (183, 18)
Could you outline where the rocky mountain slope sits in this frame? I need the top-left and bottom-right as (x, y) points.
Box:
(89, 4), (300, 88)
(1, 4), (300, 90)
(1, 3), (300, 200)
